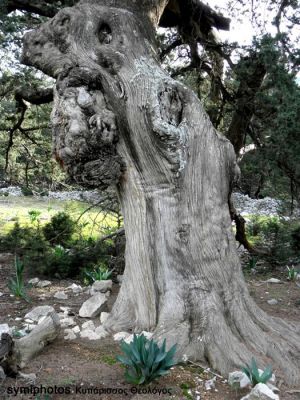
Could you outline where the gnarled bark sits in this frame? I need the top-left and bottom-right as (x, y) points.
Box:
(0, 312), (60, 374)
(21, 0), (300, 385)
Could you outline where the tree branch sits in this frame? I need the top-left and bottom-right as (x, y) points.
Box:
(4, 0), (60, 17)
(15, 87), (53, 105)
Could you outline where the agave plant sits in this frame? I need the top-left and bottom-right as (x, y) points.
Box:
(116, 334), (177, 385)
(287, 265), (298, 281)
(8, 256), (29, 301)
(84, 265), (113, 283)
(242, 357), (273, 386)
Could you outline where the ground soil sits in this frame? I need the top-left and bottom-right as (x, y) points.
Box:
(0, 252), (299, 400)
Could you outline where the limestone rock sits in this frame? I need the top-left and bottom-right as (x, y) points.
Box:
(25, 306), (55, 322)
(28, 278), (39, 286)
(94, 325), (108, 338)
(66, 283), (82, 294)
(82, 321), (95, 331)
(267, 299), (278, 305)
(79, 293), (107, 318)
(80, 329), (102, 340)
(0, 366), (6, 380)
(72, 325), (80, 334)
(113, 331), (131, 341)
(54, 291), (68, 300)
(37, 280), (52, 288)
(91, 280), (112, 294)
(265, 278), (281, 284)
(0, 323), (10, 335)
(100, 312), (110, 324)
(228, 371), (251, 389)
(241, 383), (279, 400)
(64, 329), (77, 340)
(60, 317), (75, 328)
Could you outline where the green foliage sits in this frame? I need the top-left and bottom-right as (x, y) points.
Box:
(28, 209), (41, 224)
(42, 212), (75, 246)
(8, 256), (29, 301)
(291, 226), (300, 251)
(247, 256), (258, 270)
(116, 334), (177, 385)
(242, 358), (273, 386)
(246, 216), (300, 265)
(45, 245), (73, 278)
(287, 265), (298, 282)
(84, 264), (112, 284)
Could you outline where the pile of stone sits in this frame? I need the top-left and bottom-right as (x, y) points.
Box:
(228, 370), (280, 400)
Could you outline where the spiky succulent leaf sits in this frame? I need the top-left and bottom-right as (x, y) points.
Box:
(259, 366), (273, 383)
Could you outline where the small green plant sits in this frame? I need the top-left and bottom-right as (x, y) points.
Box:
(287, 265), (298, 281)
(84, 265), (113, 283)
(116, 334), (177, 385)
(8, 256), (29, 301)
(248, 256), (258, 269)
(242, 357), (273, 386)
(28, 209), (41, 225)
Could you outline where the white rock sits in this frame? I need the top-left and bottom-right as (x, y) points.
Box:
(0, 366), (6, 380)
(24, 323), (36, 332)
(117, 275), (123, 283)
(18, 372), (37, 384)
(38, 316), (47, 324)
(228, 371), (251, 389)
(60, 317), (75, 328)
(124, 334), (134, 344)
(80, 329), (102, 340)
(0, 292), (3, 297)
(54, 291), (68, 300)
(79, 293), (107, 318)
(205, 377), (216, 391)
(60, 306), (71, 314)
(113, 331), (131, 341)
(82, 321), (95, 331)
(94, 325), (108, 338)
(266, 383), (280, 394)
(267, 299), (278, 305)
(28, 278), (40, 286)
(37, 280), (52, 288)
(91, 280), (112, 294)
(25, 306), (55, 322)
(15, 317), (22, 321)
(100, 312), (110, 324)
(72, 325), (80, 334)
(265, 278), (281, 284)
(64, 329), (77, 340)
(241, 383), (279, 400)
(141, 331), (153, 340)
(66, 283), (82, 294)
(0, 324), (10, 335)
(24, 318), (34, 324)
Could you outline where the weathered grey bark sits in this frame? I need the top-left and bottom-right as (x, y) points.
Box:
(21, 0), (300, 384)
(0, 313), (60, 374)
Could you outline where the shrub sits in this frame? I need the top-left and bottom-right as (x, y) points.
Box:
(242, 357), (273, 386)
(28, 209), (41, 225)
(246, 216), (300, 265)
(43, 212), (75, 246)
(45, 245), (73, 278)
(117, 334), (177, 385)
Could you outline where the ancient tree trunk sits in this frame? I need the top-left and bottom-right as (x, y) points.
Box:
(21, 0), (300, 384)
